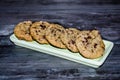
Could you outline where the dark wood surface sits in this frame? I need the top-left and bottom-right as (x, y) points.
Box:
(0, 0), (120, 80)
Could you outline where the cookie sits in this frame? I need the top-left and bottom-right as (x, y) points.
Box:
(76, 30), (105, 59)
(45, 24), (66, 48)
(30, 21), (50, 44)
(14, 21), (33, 41)
(61, 28), (80, 52)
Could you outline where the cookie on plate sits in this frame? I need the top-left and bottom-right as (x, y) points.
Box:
(45, 24), (66, 48)
(30, 21), (50, 44)
(76, 30), (105, 59)
(14, 21), (33, 41)
(61, 28), (80, 52)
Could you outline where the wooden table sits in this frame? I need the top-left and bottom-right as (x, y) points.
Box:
(0, 0), (120, 80)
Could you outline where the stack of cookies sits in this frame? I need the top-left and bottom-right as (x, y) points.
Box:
(14, 21), (105, 59)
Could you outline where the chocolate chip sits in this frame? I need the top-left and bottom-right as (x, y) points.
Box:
(43, 35), (46, 39)
(94, 43), (97, 48)
(82, 41), (85, 43)
(54, 33), (56, 36)
(102, 46), (105, 49)
(58, 29), (61, 32)
(87, 36), (91, 39)
(36, 33), (38, 35)
(84, 37), (88, 43)
(40, 25), (46, 29)
(68, 42), (70, 44)
(91, 49), (94, 52)
(71, 40), (75, 44)
(51, 29), (54, 33)
(35, 30), (38, 35)
(23, 23), (26, 24)
(24, 32), (27, 34)
(33, 27), (37, 29)
(70, 30), (73, 33)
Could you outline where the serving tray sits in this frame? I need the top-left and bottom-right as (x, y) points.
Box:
(10, 34), (114, 68)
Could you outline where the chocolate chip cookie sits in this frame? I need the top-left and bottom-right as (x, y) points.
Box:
(30, 21), (50, 44)
(14, 21), (33, 41)
(61, 28), (80, 52)
(76, 30), (105, 59)
(45, 24), (66, 48)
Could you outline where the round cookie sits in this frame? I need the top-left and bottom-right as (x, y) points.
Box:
(61, 28), (80, 52)
(30, 21), (50, 44)
(45, 24), (66, 48)
(76, 30), (105, 59)
(14, 21), (33, 41)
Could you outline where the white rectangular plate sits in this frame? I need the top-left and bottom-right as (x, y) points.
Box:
(10, 34), (114, 68)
